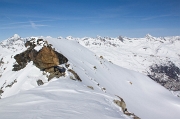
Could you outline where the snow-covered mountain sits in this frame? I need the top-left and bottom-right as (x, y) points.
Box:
(74, 34), (180, 91)
(0, 34), (180, 119)
(76, 34), (180, 73)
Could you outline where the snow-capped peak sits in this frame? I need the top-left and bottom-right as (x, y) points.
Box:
(145, 34), (154, 39)
(12, 34), (20, 40)
(66, 36), (74, 40)
(0, 34), (25, 52)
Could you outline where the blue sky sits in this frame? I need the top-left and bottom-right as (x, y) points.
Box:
(0, 0), (180, 40)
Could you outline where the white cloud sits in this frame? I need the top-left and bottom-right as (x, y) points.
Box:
(0, 21), (49, 30)
(27, 21), (48, 29)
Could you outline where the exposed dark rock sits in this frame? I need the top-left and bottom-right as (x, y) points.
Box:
(93, 66), (97, 69)
(54, 51), (68, 64)
(13, 39), (68, 71)
(0, 58), (4, 65)
(54, 66), (66, 73)
(101, 87), (106, 91)
(37, 79), (44, 86)
(5, 79), (17, 88)
(87, 86), (94, 90)
(37, 39), (43, 41)
(25, 41), (32, 47)
(48, 69), (65, 81)
(148, 61), (180, 91)
(114, 95), (140, 119)
(34, 46), (60, 70)
(32, 47), (68, 70)
(118, 36), (124, 42)
(13, 38), (72, 82)
(100, 56), (103, 59)
(44, 67), (55, 73)
(29, 49), (38, 62)
(65, 64), (70, 68)
(14, 50), (31, 68)
(68, 69), (82, 81)
(114, 95), (127, 113)
(0, 89), (4, 97)
(45, 66), (66, 81)
(12, 64), (26, 71)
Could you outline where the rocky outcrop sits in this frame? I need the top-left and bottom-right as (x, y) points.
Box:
(13, 39), (68, 71)
(68, 69), (82, 81)
(14, 50), (31, 68)
(34, 46), (59, 69)
(5, 80), (17, 88)
(148, 61), (180, 91)
(12, 38), (69, 82)
(37, 79), (44, 86)
(12, 38), (83, 82)
(118, 36), (124, 42)
(48, 70), (65, 81)
(55, 51), (68, 64)
(114, 95), (140, 119)
(114, 96), (127, 113)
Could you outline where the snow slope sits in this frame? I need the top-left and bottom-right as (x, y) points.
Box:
(0, 35), (180, 119)
(0, 78), (129, 119)
(47, 37), (180, 119)
(75, 35), (180, 93)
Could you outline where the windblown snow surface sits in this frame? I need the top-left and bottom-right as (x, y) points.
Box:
(0, 35), (180, 119)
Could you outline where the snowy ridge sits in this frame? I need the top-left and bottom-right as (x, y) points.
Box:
(0, 34), (180, 119)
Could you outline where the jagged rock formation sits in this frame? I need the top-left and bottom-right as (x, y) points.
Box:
(13, 50), (31, 70)
(118, 36), (124, 42)
(13, 39), (68, 71)
(12, 38), (69, 81)
(11, 38), (84, 82)
(148, 61), (180, 91)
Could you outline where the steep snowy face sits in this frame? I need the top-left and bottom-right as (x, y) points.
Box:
(47, 37), (180, 119)
(75, 35), (180, 92)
